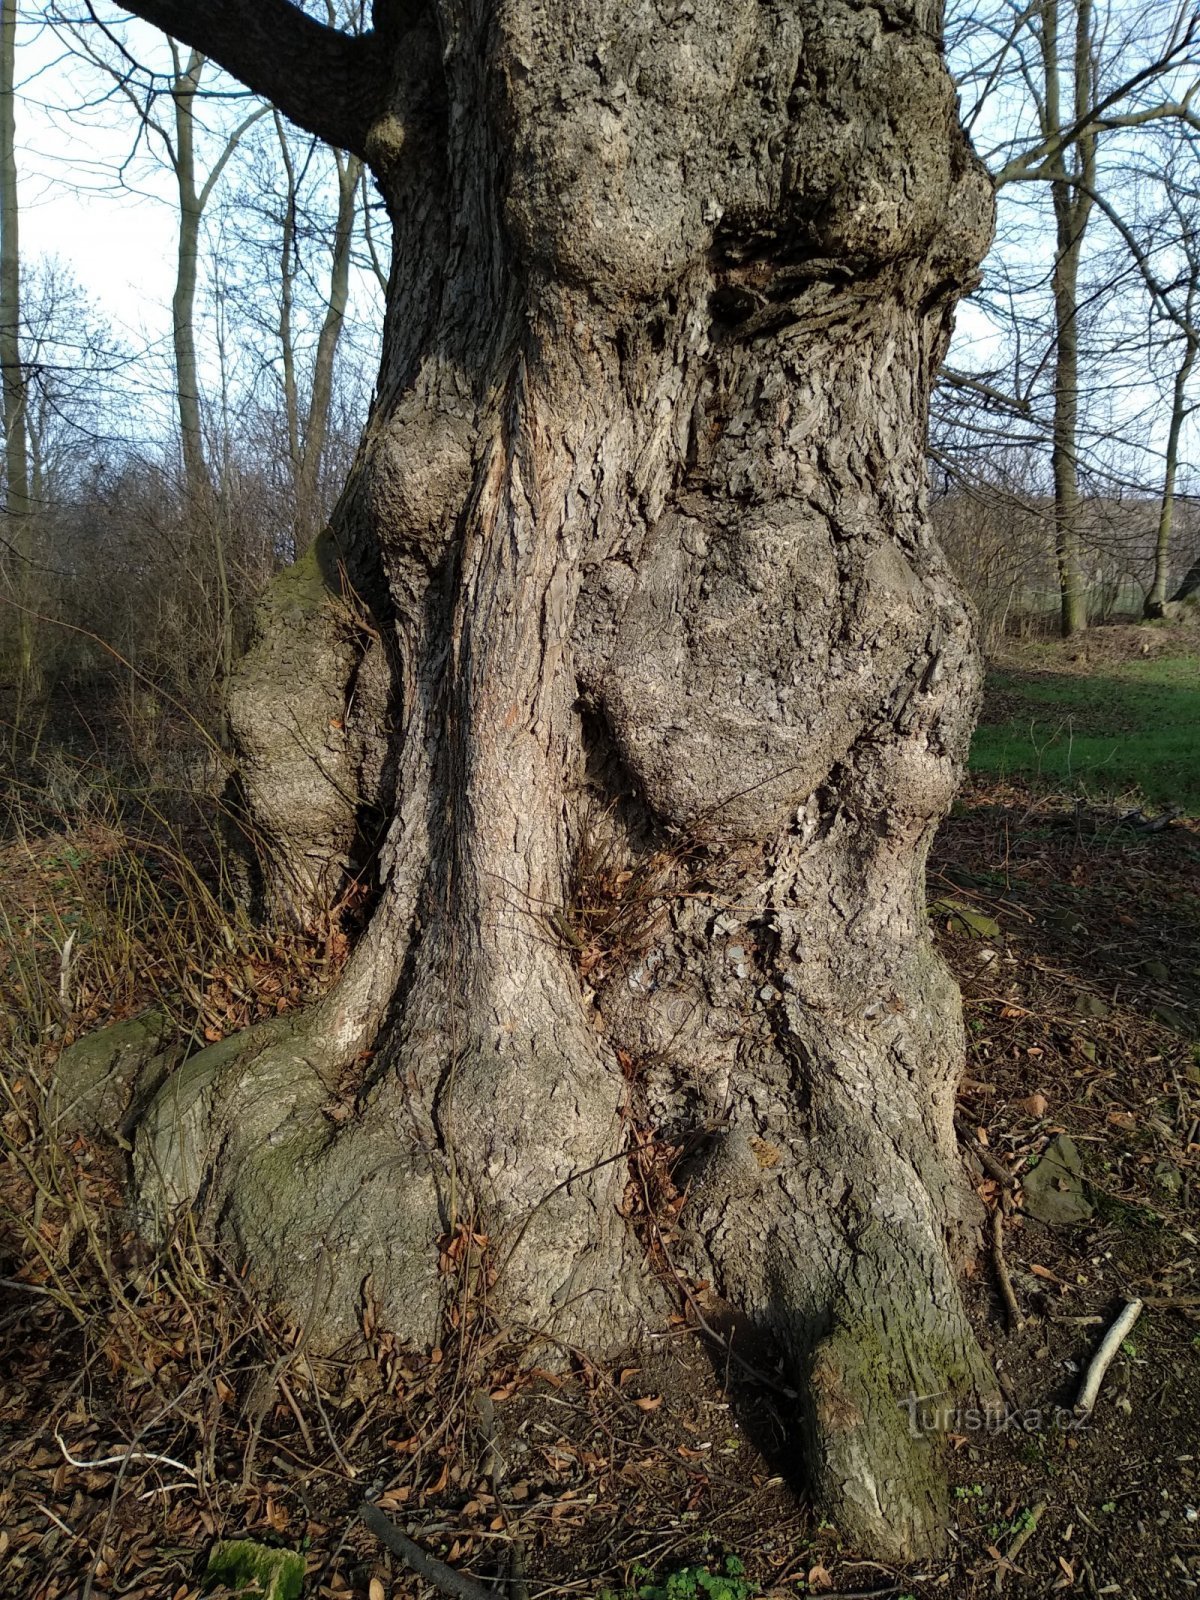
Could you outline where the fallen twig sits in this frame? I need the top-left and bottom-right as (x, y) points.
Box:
(990, 1208), (1024, 1333)
(1006, 1498), (1048, 1566)
(1075, 1298), (1143, 1418)
(954, 1112), (1016, 1189)
(359, 1502), (497, 1600)
(55, 1431), (196, 1479)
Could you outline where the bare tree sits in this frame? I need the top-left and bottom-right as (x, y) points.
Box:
(47, 12), (267, 500)
(944, 0), (1200, 634)
(0, 0), (33, 689)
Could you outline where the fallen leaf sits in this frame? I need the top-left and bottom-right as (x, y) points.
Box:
(1031, 1264), (1067, 1286)
(1021, 1093), (1049, 1118)
(635, 1395), (663, 1412)
(807, 1564), (833, 1591)
(369, 1580), (385, 1600)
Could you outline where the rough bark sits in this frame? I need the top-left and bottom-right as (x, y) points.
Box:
(125, 0), (996, 1562)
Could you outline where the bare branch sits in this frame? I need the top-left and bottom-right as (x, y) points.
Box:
(115, 0), (395, 156)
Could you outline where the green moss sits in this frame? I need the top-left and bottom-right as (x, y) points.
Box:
(204, 1539), (305, 1599)
(258, 530), (341, 628)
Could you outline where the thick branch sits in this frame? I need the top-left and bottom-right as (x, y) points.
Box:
(117, 0), (394, 157)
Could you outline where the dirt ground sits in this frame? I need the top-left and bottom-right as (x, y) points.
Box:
(2, 767), (1198, 1600)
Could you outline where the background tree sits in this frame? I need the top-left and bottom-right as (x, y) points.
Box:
(942, 0), (1200, 633)
(0, 0), (34, 693)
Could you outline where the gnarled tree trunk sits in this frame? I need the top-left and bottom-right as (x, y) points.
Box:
(125, 0), (995, 1562)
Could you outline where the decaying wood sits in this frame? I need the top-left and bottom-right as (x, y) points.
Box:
(990, 1208), (1024, 1334)
(955, 1111), (1018, 1189)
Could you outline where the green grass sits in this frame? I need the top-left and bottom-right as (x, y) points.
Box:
(969, 652), (1200, 814)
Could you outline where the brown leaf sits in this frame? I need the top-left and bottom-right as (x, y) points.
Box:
(1020, 1093), (1048, 1118)
(807, 1563), (834, 1591)
(635, 1395), (663, 1412)
(1030, 1264), (1067, 1286)
(369, 1580), (386, 1600)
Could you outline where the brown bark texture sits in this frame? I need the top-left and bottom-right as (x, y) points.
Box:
(125, 0), (997, 1561)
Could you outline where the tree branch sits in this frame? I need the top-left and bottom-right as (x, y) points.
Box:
(116, 0), (394, 157)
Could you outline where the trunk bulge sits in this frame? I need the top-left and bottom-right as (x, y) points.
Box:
(132, 0), (996, 1562)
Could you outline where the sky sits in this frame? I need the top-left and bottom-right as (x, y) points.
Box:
(7, 1), (1194, 501)
(15, 12), (187, 356)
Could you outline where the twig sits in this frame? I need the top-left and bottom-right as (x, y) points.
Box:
(954, 1112), (1016, 1189)
(55, 1430), (196, 1479)
(1075, 1299), (1143, 1418)
(990, 1209), (1024, 1333)
(765, 1590), (900, 1599)
(1005, 1498), (1048, 1567)
(359, 1502), (497, 1600)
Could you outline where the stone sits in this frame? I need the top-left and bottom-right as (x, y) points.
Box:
(1021, 1134), (1094, 1226)
(928, 897), (1000, 940)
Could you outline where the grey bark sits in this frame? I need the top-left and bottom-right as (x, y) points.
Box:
(170, 45), (209, 504)
(122, 0), (995, 1561)
(274, 110), (362, 558)
(1040, 0), (1095, 638)
(1146, 333), (1197, 616)
(0, 0), (33, 688)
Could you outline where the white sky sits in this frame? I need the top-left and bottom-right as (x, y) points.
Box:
(7, 2), (1192, 496)
(15, 13), (184, 355)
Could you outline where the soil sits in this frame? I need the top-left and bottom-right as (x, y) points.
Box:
(2, 767), (1198, 1600)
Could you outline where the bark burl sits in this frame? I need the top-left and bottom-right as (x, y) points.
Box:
(122, 0), (996, 1560)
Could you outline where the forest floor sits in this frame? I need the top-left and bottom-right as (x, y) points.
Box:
(1, 628), (1198, 1600)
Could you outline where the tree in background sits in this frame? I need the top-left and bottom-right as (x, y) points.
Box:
(0, 0), (33, 692)
(943, 0), (1200, 633)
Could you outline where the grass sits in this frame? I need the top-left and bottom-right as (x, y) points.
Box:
(969, 647), (1200, 814)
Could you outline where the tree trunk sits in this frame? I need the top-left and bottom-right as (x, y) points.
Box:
(131, 0), (996, 1561)
(294, 145), (360, 556)
(0, 0), (34, 691)
(1145, 334), (1196, 617)
(171, 47), (210, 505)
(1041, 0), (1095, 640)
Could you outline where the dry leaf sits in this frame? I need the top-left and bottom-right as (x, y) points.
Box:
(1031, 1263), (1066, 1285)
(1021, 1093), (1048, 1118)
(635, 1395), (663, 1412)
(807, 1563), (833, 1591)
(369, 1580), (385, 1600)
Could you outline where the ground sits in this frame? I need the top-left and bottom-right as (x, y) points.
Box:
(1, 627), (1198, 1600)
